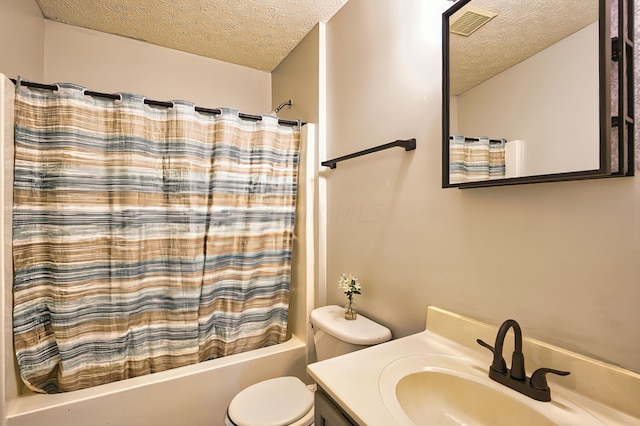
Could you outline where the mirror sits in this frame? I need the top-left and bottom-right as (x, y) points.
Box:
(442, 0), (634, 188)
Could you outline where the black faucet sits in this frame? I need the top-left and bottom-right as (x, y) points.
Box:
(477, 319), (570, 402)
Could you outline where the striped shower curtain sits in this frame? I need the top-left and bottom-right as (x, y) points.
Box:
(449, 135), (506, 183)
(12, 81), (300, 393)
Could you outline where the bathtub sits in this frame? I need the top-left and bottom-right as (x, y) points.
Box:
(0, 75), (318, 426)
(3, 336), (307, 426)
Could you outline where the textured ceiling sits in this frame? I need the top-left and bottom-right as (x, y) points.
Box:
(450, 0), (598, 95)
(35, 0), (348, 72)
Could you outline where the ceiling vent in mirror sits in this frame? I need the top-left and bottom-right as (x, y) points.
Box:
(450, 7), (497, 36)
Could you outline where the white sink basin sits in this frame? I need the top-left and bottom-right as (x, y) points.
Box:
(379, 354), (604, 426)
(396, 370), (555, 425)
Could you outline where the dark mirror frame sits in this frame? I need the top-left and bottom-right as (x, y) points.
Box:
(442, 0), (635, 188)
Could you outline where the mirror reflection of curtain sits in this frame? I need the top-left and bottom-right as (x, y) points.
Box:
(449, 135), (506, 183)
(12, 81), (300, 393)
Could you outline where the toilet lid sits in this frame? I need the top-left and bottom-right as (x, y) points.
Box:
(228, 376), (313, 426)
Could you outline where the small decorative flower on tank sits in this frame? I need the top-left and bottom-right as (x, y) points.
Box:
(339, 273), (361, 320)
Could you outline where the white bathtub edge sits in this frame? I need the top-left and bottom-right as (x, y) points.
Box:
(6, 334), (306, 425)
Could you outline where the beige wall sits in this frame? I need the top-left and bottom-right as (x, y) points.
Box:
(325, 0), (639, 373)
(272, 25), (321, 124)
(272, 24), (325, 366)
(0, 0), (44, 81)
(43, 20), (271, 114)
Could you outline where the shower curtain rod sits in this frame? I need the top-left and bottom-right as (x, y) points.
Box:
(449, 136), (506, 143)
(10, 78), (303, 127)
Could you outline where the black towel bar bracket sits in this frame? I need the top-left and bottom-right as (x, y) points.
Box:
(321, 138), (416, 169)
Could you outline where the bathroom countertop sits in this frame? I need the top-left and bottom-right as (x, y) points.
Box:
(307, 329), (470, 425)
(306, 307), (640, 426)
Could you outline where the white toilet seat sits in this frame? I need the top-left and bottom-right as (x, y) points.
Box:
(226, 376), (314, 426)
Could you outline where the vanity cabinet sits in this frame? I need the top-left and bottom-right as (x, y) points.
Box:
(314, 387), (358, 426)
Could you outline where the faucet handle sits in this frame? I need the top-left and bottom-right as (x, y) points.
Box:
(476, 338), (494, 353)
(530, 368), (571, 391)
(476, 339), (507, 373)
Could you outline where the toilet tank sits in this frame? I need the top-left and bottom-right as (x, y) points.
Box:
(309, 305), (392, 361)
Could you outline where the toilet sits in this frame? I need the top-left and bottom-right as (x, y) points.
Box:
(224, 305), (392, 426)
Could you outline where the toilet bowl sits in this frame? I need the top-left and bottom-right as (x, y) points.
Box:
(224, 305), (392, 426)
(224, 376), (314, 426)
